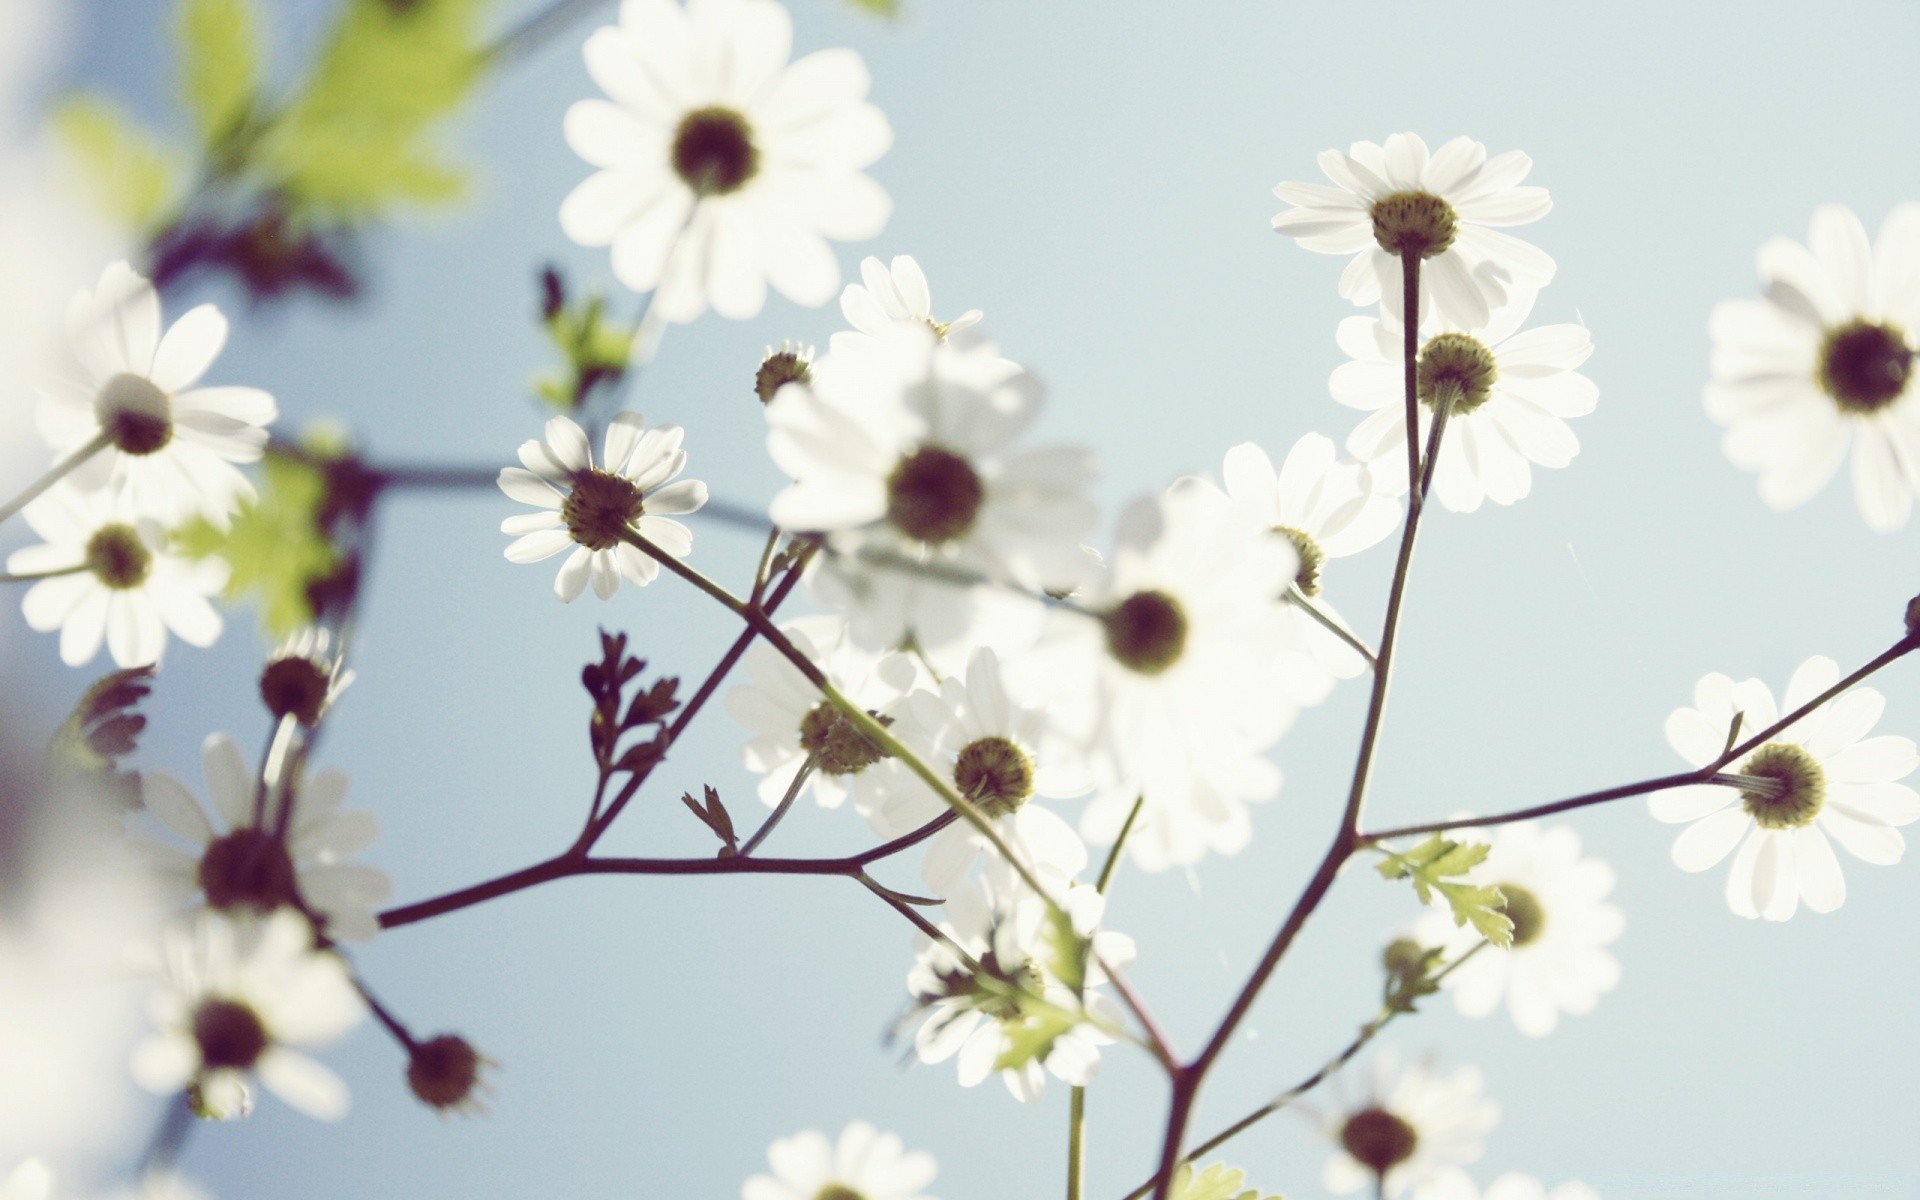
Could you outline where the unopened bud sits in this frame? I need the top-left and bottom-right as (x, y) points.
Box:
(408, 1033), (490, 1114)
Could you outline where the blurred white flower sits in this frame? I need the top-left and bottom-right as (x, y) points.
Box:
(1653, 655), (1919, 920)
(724, 615), (920, 816)
(879, 648), (1089, 894)
(560, 0), (891, 323)
(1411, 822), (1623, 1037)
(1333, 289), (1596, 512)
(1272, 133), (1553, 329)
(7, 484), (225, 668)
(766, 330), (1096, 672)
(137, 733), (390, 943)
(0, 1162), (211, 1200)
(37, 262), (274, 527)
(741, 1121), (936, 1200)
(1220, 436), (1399, 679)
(836, 255), (982, 348)
(498, 412), (707, 602)
(1427, 1174), (1598, 1200)
(129, 909), (363, 1121)
(1318, 1048), (1499, 1199)
(908, 866), (1133, 1102)
(1706, 203), (1920, 531)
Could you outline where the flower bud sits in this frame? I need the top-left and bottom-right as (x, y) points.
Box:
(407, 1033), (490, 1114)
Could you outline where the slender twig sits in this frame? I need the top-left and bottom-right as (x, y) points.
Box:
(353, 974), (419, 1053)
(1095, 797), (1143, 896)
(738, 757), (815, 856)
(854, 870), (966, 957)
(0, 430), (112, 525)
(1286, 586), (1378, 671)
(135, 1092), (195, 1175)
(1401, 253), (1422, 506)
(1363, 771), (1722, 843)
(748, 527), (783, 606)
(0, 563), (86, 584)
(1067, 1084), (1088, 1200)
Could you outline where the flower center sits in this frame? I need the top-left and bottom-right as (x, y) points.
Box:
(259, 657), (332, 727)
(1102, 589), (1188, 676)
(885, 446), (985, 545)
(1370, 190), (1459, 259)
(1496, 882), (1546, 947)
(1274, 525), (1326, 595)
(84, 523), (152, 590)
(953, 736), (1035, 817)
(1418, 332), (1499, 414)
(561, 469), (646, 552)
(197, 828), (301, 912)
(94, 372), (173, 456)
(192, 998), (270, 1071)
(1740, 742), (1826, 830)
(755, 347), (813, 405)
(408, 1034), (484, 1112)
(1818, 319), (1913, 414)
(814, 1188), (866, 1200)
(671, 106), (759, 197)
(1339, 1106), (1419, 1174)
(797, 703), (889, 776)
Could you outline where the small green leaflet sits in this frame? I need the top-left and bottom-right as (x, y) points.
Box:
(1169, 1161), (1284, 1200)
(1374, 833), (1514, 948)
(177, 0), (261, 148)
(174, 452), (338, 635)
(51, 97), (176, 230)
(991, 1001), (1079, 1074)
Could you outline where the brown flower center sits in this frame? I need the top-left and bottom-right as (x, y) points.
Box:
(1418, 332), (1499, 414)
(954, 736), (1035, 817)
(95, 372), (173, 456)
(192, 998), (270, 1071)
(197, 828), (300, 912)
(1818, 319), (1913, 414)
(1497, 882), (1547, 947)
(1103, 590), (1188, 675)
(259, 657), (332, 726)
(408, 1034), (484, 1112)
(1274, 525), (1326, 595)
(562, 469), (646, 551)
(1370, 190), (1459, 259)
(885, 446), (985, 544)
(797, 703), (889, 776)
(671, 106), (759, 197)
(755, 348), (813, 405)
(1740, 742), (1826, 830)
(1340, 1105), (1419, 1174)
(85, 523), (152, 590)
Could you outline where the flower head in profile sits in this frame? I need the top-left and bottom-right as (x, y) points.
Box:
(908, 866), (1133, 1102)
(1333, 289), (1596, 512)
(1317, 1048), (1499, 1199)
(7, 483), (225, 668)
(137, 733), (390, 942)
(1706, 204), (1920, 531)
(1411, 822), (1623, 1036)
(37, 261), (275, 526)
(766, 331), (1096, 672)
(724, 615), (920, 816)
(1653, 655), (1919, 920)
(741, 1121), (937, 1200)
(878, 648), (1090, 893)
(1220, 436), (1399, 679)
(837, 255), (982, 348)
(130, 908), (363, 1120)
(498, 412), (707, 601)
(258, 627), (354, 727)
(560, 0), (891, 323)
(1272, 134), (1553, 329)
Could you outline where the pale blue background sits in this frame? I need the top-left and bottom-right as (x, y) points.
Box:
(9, 1), (1920, 1197)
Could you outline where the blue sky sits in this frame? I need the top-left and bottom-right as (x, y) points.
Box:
(5, 0), (1920, 1197)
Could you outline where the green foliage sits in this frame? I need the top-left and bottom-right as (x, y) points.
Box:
(534, 268), (635, 410)
(175, 452), (338, 635)
(51, 97), (176, 230)
(177, 0), (261, 149)
(1169, 1162), (1284, 1200)
(841, 0), (901, 14)
(991, 1001), (1080, 1074)
(1041, 908), (1089, 994)
(258, 0), (486, 215)
(1379, 937), (1447, 1015)
(1374, 834), (1514, 948)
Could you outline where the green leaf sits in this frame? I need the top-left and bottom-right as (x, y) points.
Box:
(51, 96), (177, 229)
(175, 452), (337, 634)
(991, 1001), (1079, 1073)
(1374, 834), (1512, 947)
(1437, 881), (1514, 948)
(841, 0), (901, 14)
(535, 270), (635, 411)
(1380, 937), (1446, 1014)
(259, 0), (486, 216)
(1169, 1161), (1284, 1200)
(177, 0), (261, 148)
(1041, 908), (1089, 994)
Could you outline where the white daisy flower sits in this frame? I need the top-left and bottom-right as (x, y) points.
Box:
(741, 1121), (937, 1200)
(560, 0), (891, 323)
(765, 330), (1097, 671)
(1033, 478), (1312, 872)
(837, 254), (982, 347)
(257, 627), (354, 728)
(497, 412), (708, 602)
(1652, 655), (1920, 921)
(1705, 204), (1920, 531)
(908, 866), (1134, 1102)
(137, 733), (390, 943)
(1410, 822), (1623, 1037)
(1428, 1175), (1599, 1200)
(877, 648), (1090, 894)
(36, 261), (275, 526)
(129, 908), (363, 1121)
(1318, 1048), (1499, 1199)
(1220, 436), (1400, 678)
(723, 615), (921, 816)
(1272, 134), (1554, 329)
(1332, 288), (1597, 512)
(7, 483), (225, 668)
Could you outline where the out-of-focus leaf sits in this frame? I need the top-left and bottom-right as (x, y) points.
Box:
(178, 0), (262, 148)
(1169, 1162), (1283, 1200)
(842, 0), (900, 15)
(534, 267), (634, 411)
(258, 0), (485, 215)
(176, 453), (337, 634)
(51, 96), (176, 229)
(992, 1002), (1078, 1073)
